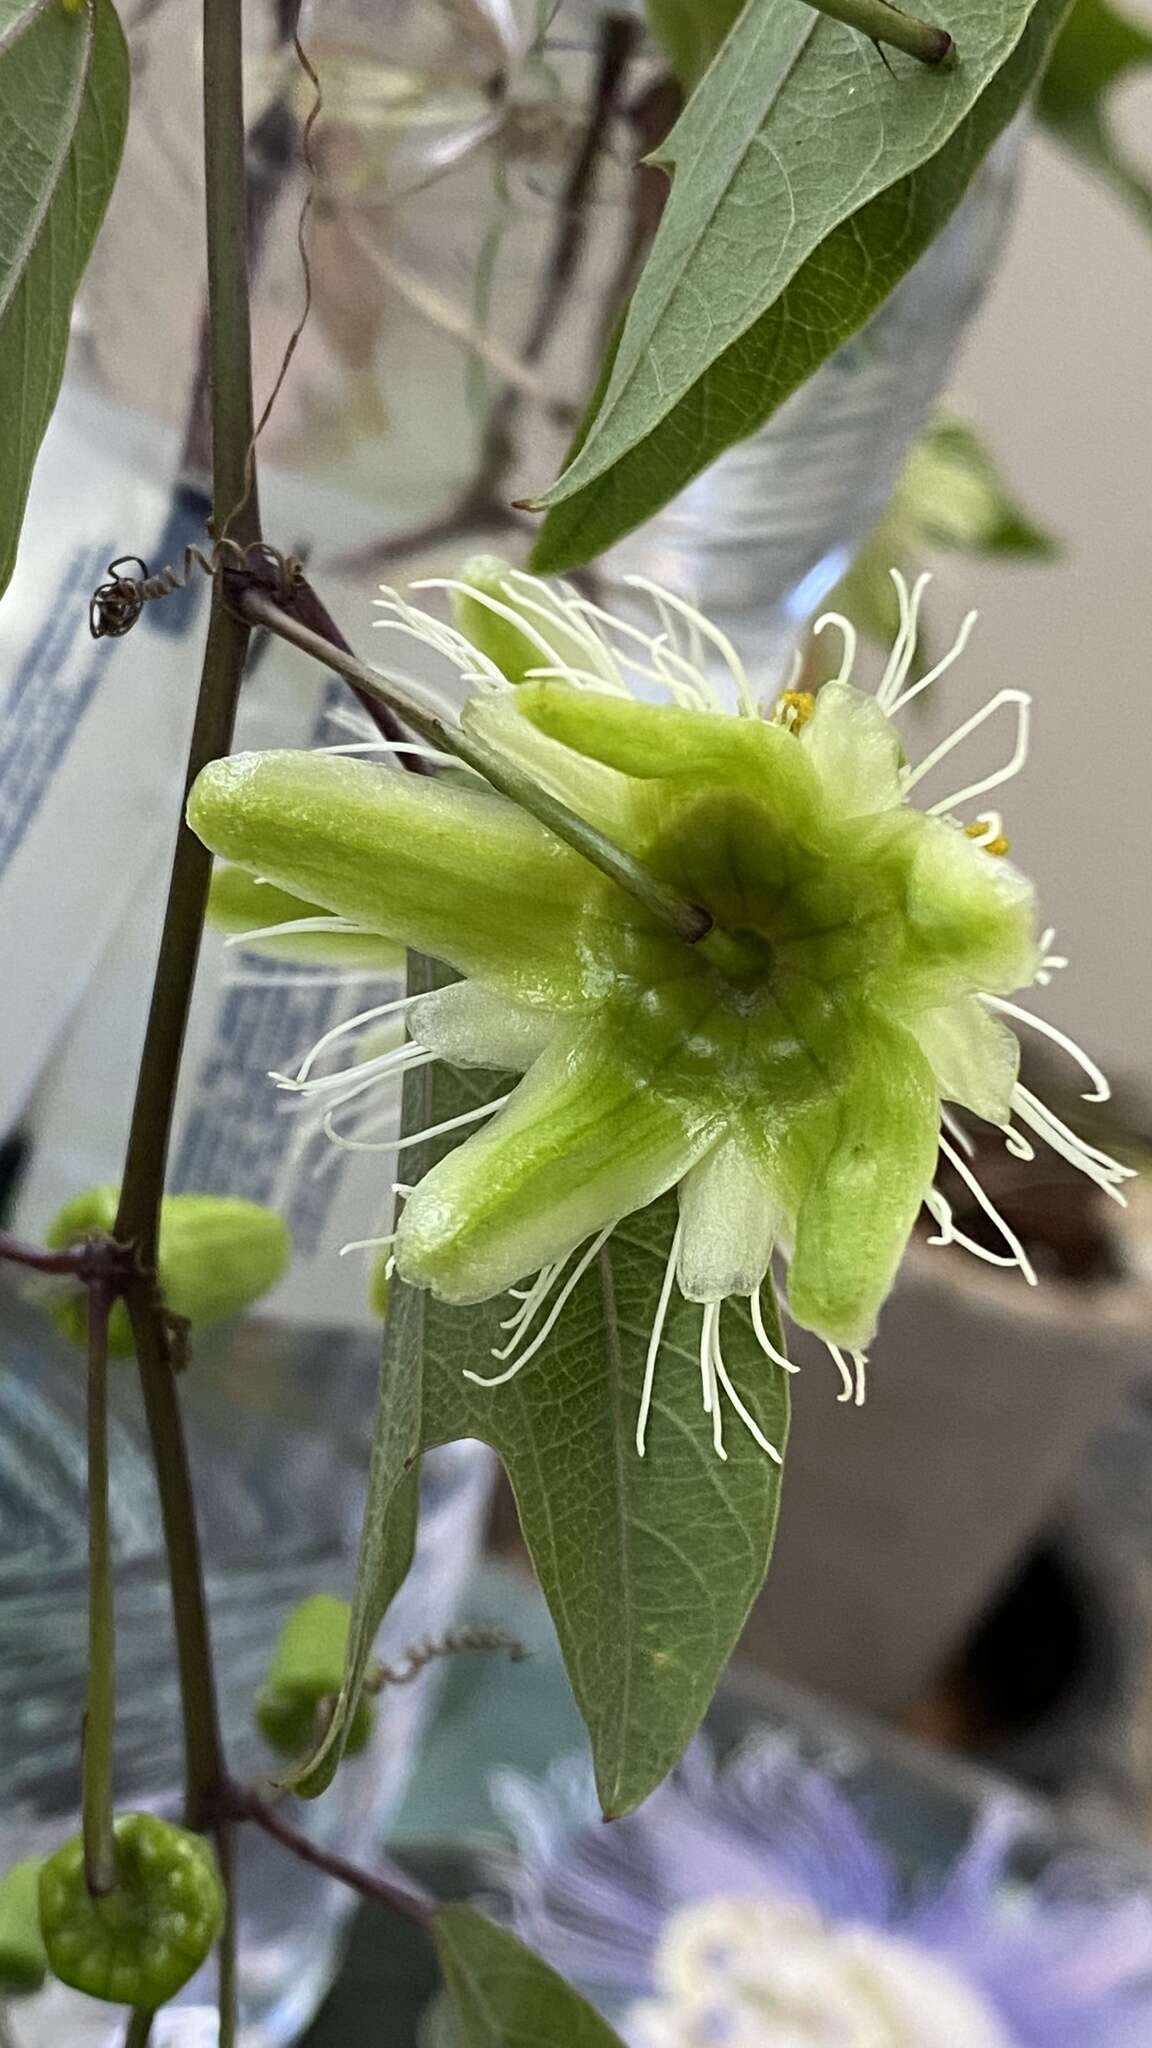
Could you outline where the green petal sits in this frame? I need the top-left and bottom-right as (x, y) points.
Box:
(396, 1012), (719, 1303)
(784, 1012), (939, 1347)
(410, 980), (559, 1072)
(207, 863), (404, 972)
(676, 1138), (779, 1302)
(913, 995), (1019, 1123)
(903, 820), (1039, 1000)
(798, 682), (904, 815)
(517, 684), (821, 825)
(188, 751), (597, 1009)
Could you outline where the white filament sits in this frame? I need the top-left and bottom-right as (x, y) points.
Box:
(887, 607), (979, 717)
(875, 570), (933, 711)
(904, 690), (1031, 810)
(623, 576), (755, 717)
(1010, 1084), (1133, 1203)
(289, 992), (425, 1086)
(225, 914), (361, 948)
(811, 611), (858, 687)
(981, 995), (1111, 1103)
(827, 1344), (855, 1404)
(326, 1092), (511, 1155)
(924, 1186), (1020, 1270)
(339, 1231), (397, 1257)
(635, 1219), (683, 1458)
(938, 1132), (1038, 1284)
(463, 1226), (614, 1387)
(750, 1289), (799, 1372)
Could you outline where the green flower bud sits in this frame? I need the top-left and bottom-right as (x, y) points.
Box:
(0, 1858), (48, 1997)
(451, 557), (603, 688)
(255, 1595), (373, 1760)
(47, 1188), (291, 1355)
(38, 1814), (225, 2007)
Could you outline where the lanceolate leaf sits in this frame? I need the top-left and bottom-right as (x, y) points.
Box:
(294, 958), (788, 1816)
(530, 0), (1064, 571)
(0, 0), (129, 600)
(1037, 0), (1152, 231)
(433, 1906), (627, 2048)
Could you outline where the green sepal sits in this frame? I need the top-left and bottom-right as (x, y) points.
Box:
(188, 751), (597, 1011)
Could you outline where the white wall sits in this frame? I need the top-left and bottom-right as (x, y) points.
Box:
(933, 58), (1152, 1084)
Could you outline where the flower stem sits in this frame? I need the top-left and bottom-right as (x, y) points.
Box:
(82, 1281), (117, 1897)
(125, 1290), (225, 1827)
(237, 586), (714, 947)
(801, 0), (955, 65)
(224, 1783), (434, 1928)
(215, 1823), (238, 2047)
(111, 0), (261, 1859)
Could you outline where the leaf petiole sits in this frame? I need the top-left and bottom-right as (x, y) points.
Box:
(801, 0), (955, 65)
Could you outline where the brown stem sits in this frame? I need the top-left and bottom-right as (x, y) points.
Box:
(276, 575), (432, 772)
(125, 1289), (224, 1825)
(224, 1784), (433, 1929)
(0, 1232), (136, 1282)
(111, 0), (262, 1867)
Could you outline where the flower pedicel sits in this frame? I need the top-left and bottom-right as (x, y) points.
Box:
(187, 565), (1133, 1462)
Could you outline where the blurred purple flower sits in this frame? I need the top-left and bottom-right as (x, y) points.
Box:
(493, 1742), (1152, 2047)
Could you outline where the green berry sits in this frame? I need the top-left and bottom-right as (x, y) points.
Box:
(38, 1814), (225, 2007)
(0, 1857), (48, 1996)
(256, 1594), (373, 1760)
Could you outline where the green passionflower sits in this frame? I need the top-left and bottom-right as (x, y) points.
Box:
(187, 567), (1131, 1459)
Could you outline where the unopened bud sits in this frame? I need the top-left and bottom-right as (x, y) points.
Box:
(256, 1594), (373, 1760)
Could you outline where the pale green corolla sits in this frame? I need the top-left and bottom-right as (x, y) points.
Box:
(186, 565), (1131, 1458)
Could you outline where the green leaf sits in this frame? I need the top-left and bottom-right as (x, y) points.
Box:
(433, 1906), (627, 2048)
(899, 415), (1059, 559)
(0, 0), (128, 600)
(1037, 0), (1152, 230)
(530, 0), (1064, 571)
(645, 0), (749, 91)
(293, 957), (788, 1816)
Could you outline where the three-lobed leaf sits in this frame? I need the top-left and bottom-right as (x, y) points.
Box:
(432, 1906), (627, 2048)
(0, 0), (129, 601)
(293, 958), (788, 1816)
(531, 0), (1065, 571)
(1037, 0), (1152, 232)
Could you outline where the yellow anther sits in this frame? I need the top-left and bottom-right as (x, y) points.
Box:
(773, 689), (815, 732)
(964, 818), (1010, 857)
